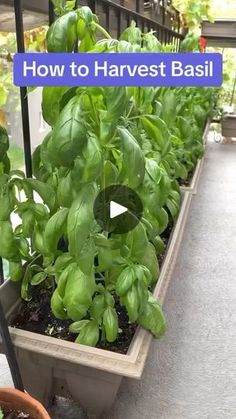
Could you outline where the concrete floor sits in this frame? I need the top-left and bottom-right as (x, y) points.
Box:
(1, 139), (236, 418)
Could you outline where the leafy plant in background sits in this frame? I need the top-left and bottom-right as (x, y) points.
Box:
(0, 124), (10, 175)
(0, 3), (215, 348)
(173, 0), (214, 29)
(0, 407), (4, 419)
(0, 28), (47, 112)
(179, 31), (201, 52)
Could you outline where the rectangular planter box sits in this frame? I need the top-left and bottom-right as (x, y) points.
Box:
(201, 19), (236, 48)
(180, 119), (210, 195)
(202, 19), (236, 38)
(0, 192), (192, 417)
(222, 114), (236, 138)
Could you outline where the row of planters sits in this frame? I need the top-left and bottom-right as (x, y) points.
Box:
(0, 2), (217, 417)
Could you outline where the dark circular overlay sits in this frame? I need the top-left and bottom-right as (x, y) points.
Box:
(93, 184), (143, 234)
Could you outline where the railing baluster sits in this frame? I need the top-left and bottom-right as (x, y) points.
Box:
(177, 13), (181, 33)
(49, 0), (55, 25)
(141, 20), (145, 33)
(74, 0), (79, 52)
(160, 29), (164, 43)
(14, 0), (32, 179)
(0, 258), (3, 285)
(106, 3), (110, 33)
(126, 13), (130, 27)
(162, 5), (165, 26)
(117, 10), (121, 38)
(89, 0), (96, 13)
(92, 0), (184, 47)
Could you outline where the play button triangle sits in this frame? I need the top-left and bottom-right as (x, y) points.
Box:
(110, 201), (128, 219)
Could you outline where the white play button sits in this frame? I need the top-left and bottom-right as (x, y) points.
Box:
(93, 185), (143, 234)
(110, 201), (128, 219)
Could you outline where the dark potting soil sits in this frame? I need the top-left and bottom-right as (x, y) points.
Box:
(10, 224), (173, 355)
(1, 409), (32, 418)
(10, 287), (136, 355)
(179, 169), (194, 187)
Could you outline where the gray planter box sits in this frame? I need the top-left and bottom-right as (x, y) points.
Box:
(222, 114), (236, 138)
(202, 19), (236, 48)
(1, 0), (49, 31)
(0, 192), (192, 417)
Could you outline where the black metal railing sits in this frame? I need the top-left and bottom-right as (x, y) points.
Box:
(0, 0), (184, 284)
(82, 0), (182, 44)
(85, 0), (183, 46)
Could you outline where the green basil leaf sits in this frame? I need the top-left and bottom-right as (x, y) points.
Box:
(0, 220), (20, 261)
(126, 223), (149, 261)
(121, 284), (139, 323)
(120, 21), (142, 45)
(115, 265), (135, 297)
(72, 135), (103, 184)
(103, 307), (118, 343)
(47, 11), (78, 52)
(57, 172), (75, 208)
(143, 32), (162, 52)
(9, 261), (23, 282)
(67, 185), (96, 258)
(90, 294), (106, 319)
(57, 264), (76, 297)
(145, 159), (162, 184)
(77, 237), (96, 275)
(48, 96), (87, 167)
(166, 197), (179, 219)
(0, 126), (9, 160)
(54, 252), (74, 274)
(21, 265), (32, 301)
(103, 160), (119, 187)
(141, 115), (171, 156)
(42, 87), (71, 126)
(25, 179), (56, 212)
(79, 31), (96, 52)
(0, 194), (13, 221)
(31, 271), (47, 286)
(138, 295), (166, 337)
(161, 90), (177, 128)
(63, 267), (95, 320)
(69, 320), (90, 333)
(75, 320), (99, 347)
(51, 288), (68, 320)
(32, 224), (45, 254)
(152, 235), (166, 256)
(117, 126), (145, 188)
(140, 242), (159, 283)
(44, 208), (69, 254)
(177, 116), (192, 140)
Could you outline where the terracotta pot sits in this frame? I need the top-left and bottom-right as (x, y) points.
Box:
(0, 388), (50, 419)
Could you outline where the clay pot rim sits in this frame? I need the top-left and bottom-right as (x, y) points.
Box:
(0, 388), (50, 419)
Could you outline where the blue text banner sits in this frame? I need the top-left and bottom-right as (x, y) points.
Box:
(14, 53), (223, 87)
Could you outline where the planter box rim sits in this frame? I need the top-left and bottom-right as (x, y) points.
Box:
(223, 114), (236, 119)
(1, 192), (192, 379)
(202, 18), (236, 22)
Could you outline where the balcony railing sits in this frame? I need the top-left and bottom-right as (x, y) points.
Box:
(81, 0), (182, 43)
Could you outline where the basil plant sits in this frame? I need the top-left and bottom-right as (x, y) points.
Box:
(0, 4), (216, 347)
